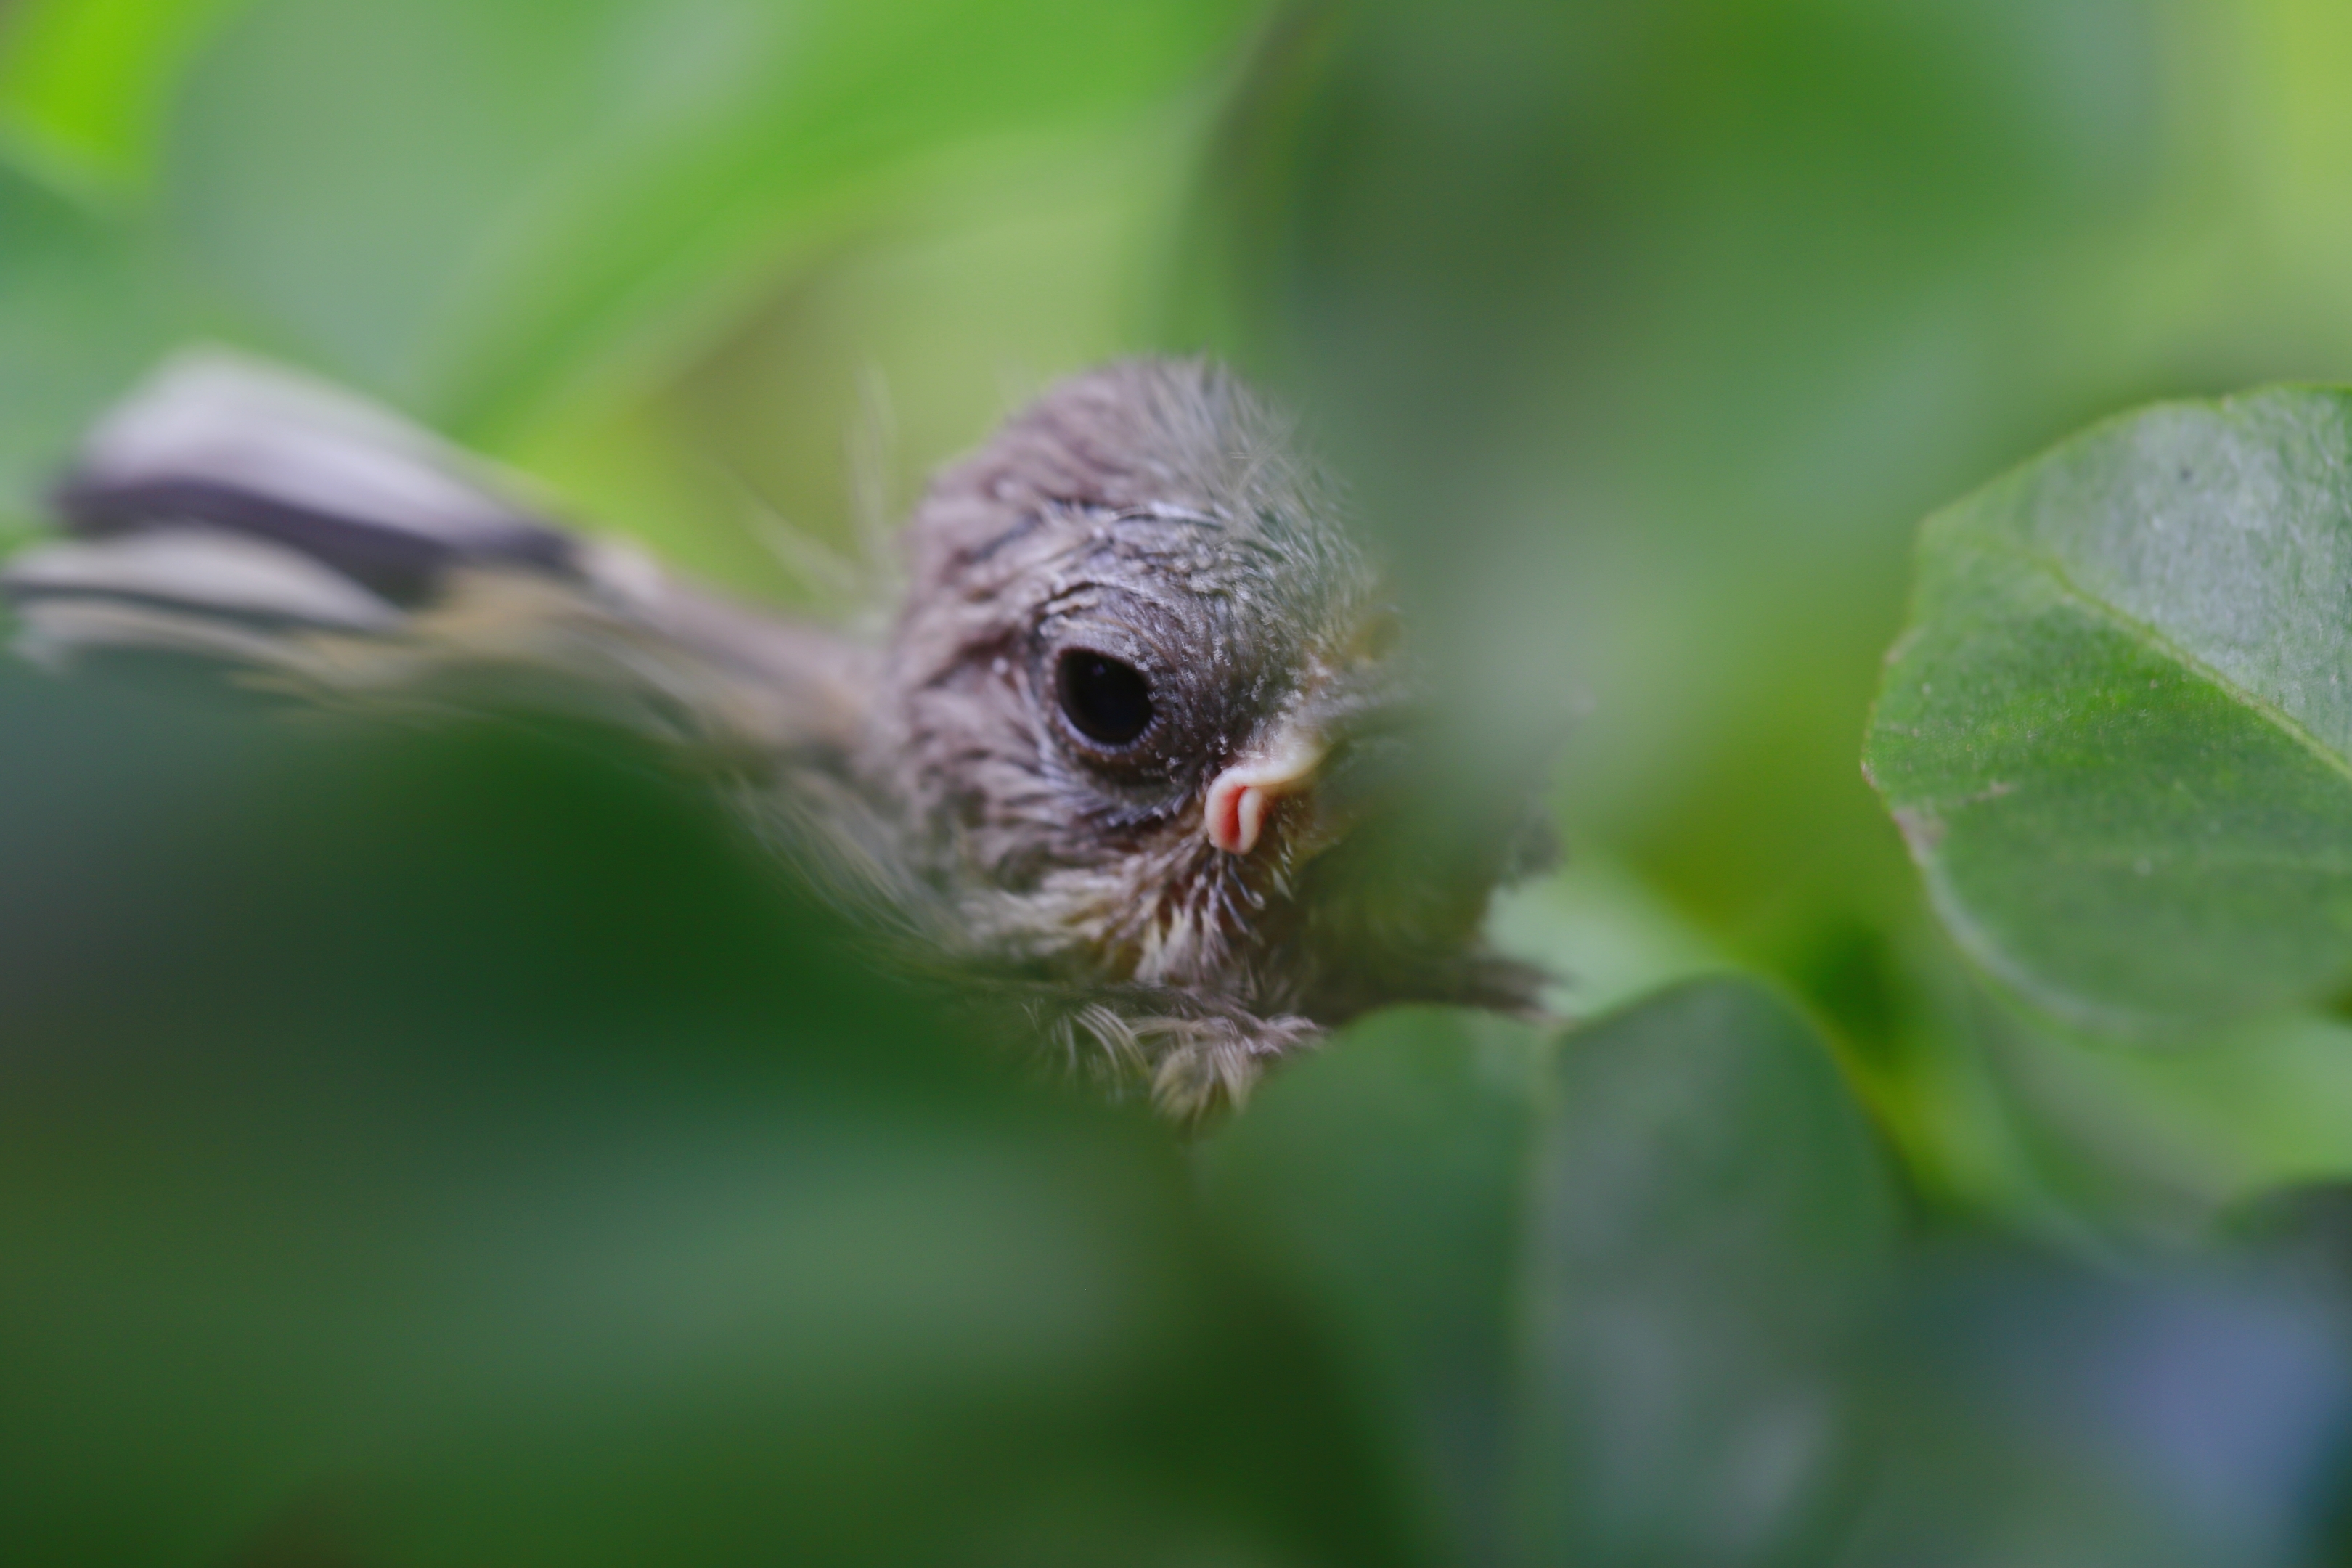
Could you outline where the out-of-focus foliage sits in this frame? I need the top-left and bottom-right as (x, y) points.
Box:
(1176, 0), (2352, 1224)
(1206, 983), (1900, 1566)
(0, 672), (1411, 1567)
(13, 0), (2352, 1563)
(158, 0), (1251, 436)
(0, 162), (173, 522)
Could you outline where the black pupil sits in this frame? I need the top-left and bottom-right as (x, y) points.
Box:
(1055, 650), (1153, 746)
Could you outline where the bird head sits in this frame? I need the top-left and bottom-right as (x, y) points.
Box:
(874, 360), (1525, 1034)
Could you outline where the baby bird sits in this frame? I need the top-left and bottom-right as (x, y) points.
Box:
(3, 353), (1544, 1117)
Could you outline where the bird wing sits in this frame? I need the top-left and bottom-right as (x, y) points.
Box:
(3, 350), (877, 775)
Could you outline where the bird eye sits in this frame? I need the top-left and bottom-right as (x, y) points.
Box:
(1055, 649), (1154, 747)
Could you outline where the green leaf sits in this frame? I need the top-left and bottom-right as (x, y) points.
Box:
(0, 158), (175, 518)
(1201, 978), (1900, 1568)
(1506, 979), (1898, 1565)
(0, 0), (251, 191)
(0, 678), (1414, 1568)
(1866, 388), (2352, 1034)
(1182, 0), (2185, 971)
(161, 0), (1254, 436)
(1202, 1005), (1545, 1566)
(1484, 852), (1735, 1018)
(1983, 1000), (2352, 1212)
(1837, 1248), (2352, 1568)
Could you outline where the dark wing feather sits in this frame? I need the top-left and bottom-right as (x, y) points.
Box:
(49, 351), (577, 604)
(4, 350), (875, 769)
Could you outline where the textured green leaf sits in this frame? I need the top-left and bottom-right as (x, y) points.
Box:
(1867, 388), (2352, 1033)
(1202, 978), (1899, 1568)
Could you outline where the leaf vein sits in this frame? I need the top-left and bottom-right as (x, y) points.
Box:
(1980, 533), (2352, 796)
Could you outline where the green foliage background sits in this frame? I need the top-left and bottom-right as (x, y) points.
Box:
(12, 1), (2352, 1564)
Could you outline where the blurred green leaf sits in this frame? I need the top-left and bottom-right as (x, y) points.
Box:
(163, 0), (1257, 438)
(1187, 0), (2314, 1219)
(1485, 852), (1735, 1019)
(1839, 1245), (2352, 1568)
(1509, 980), (1898, 1566)
(1866, 388), (2352, 1034)
(1186, 0), (2184, 951)
(0, 672), (1409, 1568)
(0, 159), (176, 518)
(1203, 1005), (1543, 1567)
(512, 113), (1207, 605)
(1179, 8), (2352, 1241)
(0, 0), (249, 190)
(1204, 979), (1899, 1568)
(1956, 997), (2352, 1217)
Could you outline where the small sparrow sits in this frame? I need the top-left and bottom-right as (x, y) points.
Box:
(3, 353), (1547, 1118)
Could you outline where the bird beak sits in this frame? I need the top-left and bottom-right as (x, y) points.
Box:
(1204, 728), (1326, 856)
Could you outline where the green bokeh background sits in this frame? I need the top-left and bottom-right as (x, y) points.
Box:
(14, 1), (2352, 1563)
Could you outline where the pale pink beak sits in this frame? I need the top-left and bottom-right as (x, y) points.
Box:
(1204, 732), (1326, 855)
